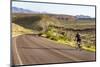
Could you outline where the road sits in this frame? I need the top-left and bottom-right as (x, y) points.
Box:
(12, 34), (96, 65)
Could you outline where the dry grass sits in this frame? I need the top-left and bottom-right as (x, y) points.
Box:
(12, 23), (34, 37)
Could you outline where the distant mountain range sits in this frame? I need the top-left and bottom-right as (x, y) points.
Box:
(12, 7), (93, 19)
(75, 15), (92, 19)
(12, 7), (40, 14)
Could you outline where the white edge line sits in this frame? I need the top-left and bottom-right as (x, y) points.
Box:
(14, 37), (23, 65)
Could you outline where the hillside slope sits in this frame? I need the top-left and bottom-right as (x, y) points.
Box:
(12, 14), (62, 37)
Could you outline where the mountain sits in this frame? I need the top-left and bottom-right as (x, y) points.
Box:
(12, 7), (40, 14)
(75, 15), (92, 19)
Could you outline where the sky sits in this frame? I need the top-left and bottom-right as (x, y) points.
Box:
(12, 1), (95, 17)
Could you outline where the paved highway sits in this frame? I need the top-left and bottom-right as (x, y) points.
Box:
(12, 34), (95, 65)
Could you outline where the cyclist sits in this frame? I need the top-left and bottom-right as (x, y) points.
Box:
(75, 32), (81, 49)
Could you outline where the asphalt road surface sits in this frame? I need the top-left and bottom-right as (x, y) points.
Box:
(12, 34), (96, 65)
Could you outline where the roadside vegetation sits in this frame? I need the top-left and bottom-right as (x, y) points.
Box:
(40, 25), (96, 52)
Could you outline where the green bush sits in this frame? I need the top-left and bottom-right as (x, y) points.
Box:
(41, 27), (69, 43)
